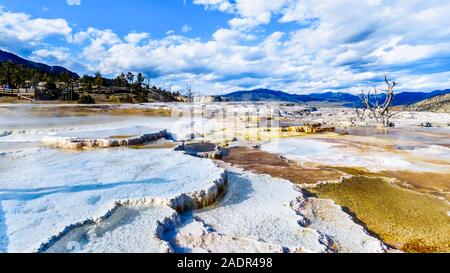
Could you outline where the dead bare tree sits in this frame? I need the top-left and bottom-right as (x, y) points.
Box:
(185, 83), (195, 103)
(357, 76), (398, 127)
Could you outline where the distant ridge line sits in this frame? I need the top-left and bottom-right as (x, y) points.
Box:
(0, 49), (79, 78)
(223, 88), (450, 106)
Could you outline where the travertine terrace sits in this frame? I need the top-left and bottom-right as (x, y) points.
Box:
(0, 103), (449, 253)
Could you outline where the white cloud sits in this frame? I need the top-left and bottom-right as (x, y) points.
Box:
(233, 0), (288, 19)
(76, 0), (450, 94)
(31, 47), (71, 64)
(181, 25), (192, 33)
(67, 0), (81, 6)
(212, 28), (255, 44)
(370, 36), (440, 65)
(56, 1), (450, 93)
(195, 0), (291, 30)
(193, 0), (234, 12)
(3, 1), (450, 94)
(124, 32), (150, 44)
(0, 9), (72, 51)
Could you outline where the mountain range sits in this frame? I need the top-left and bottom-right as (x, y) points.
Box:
(223, 88), (450, 107)
(0, 50), (78, 78)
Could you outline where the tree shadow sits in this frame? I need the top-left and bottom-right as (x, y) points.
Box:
(0, 203), (8, 253)
(0, 178), (171, 201)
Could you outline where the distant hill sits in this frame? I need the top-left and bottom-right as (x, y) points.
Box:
(223, 89), (306, 102)
(404, 93), (450, 113)
(0, 49), (78, 78)
(223, 88), (450, 106)
(393, 89), (450, 106)
(222, 89), (355, 104)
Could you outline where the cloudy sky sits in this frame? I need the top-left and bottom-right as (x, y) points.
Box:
(0, 0), (449, 94)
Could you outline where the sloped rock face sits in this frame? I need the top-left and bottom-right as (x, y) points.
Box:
(405, 93), (450, 113)
(44, 130), (168, 149)
(291, 196), (386, 253)
(165, 171), (228, 212)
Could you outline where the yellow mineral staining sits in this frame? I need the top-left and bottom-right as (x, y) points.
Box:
(331, 167), (450, 201)
(108, 108), (172, 116)
(201, 115), (337, 143)
(309, 176), (450, 253)
(127, 140), (178, 150)
(380, 171), (450, 200)
(281, 123), (336, 134)
(109, 135), (138, 139)
(331, 166), (377, 177)
(261, 124), (335, 136)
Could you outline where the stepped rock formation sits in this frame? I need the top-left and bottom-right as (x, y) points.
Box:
(43, 130), (168, 149)
(40, 172), (228, 253)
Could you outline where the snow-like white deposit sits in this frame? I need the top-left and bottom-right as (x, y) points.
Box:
(311, 108), (450, 129)
(0, 116), (199, 143)
(0, 147), (224, 253)
(411, 145), (450, 160)
(45, 204), (177, 253)
(173, 170), (328, 253)
(173, 168), (385, 253)
(261, 138), (414, 171)
(292, 197), (385, 253)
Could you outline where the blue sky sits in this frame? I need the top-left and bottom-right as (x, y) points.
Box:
(2, 0), (232, 39)
(0, 0), (450, 94)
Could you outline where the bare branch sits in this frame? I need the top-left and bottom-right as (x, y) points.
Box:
(356, 76), (398, 127)
(185, 83), (195, 102)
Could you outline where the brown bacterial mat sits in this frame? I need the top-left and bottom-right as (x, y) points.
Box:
(221, 147), (343, 184)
